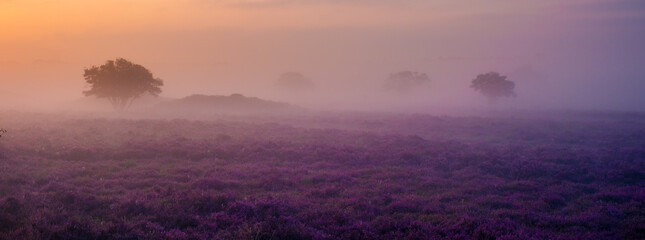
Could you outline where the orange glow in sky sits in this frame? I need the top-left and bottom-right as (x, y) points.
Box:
(1, 0), (644, 111)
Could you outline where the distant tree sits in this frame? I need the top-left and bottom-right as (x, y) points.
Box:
(0, 129), (5, 138)
(384, 71), (430, 93)
(83, 58), (163, 110)
(470, 72), (516, 103)
(276, 72), (313, 91)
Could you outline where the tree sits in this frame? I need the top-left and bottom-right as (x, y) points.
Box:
(470, 72), (516, 103)
(276, 72), (313, 91)
(384, 71), (430, 93)
(0, 129), (5, 138)
(83, 58), (163, 110)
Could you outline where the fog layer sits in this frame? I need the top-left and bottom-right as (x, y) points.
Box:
(1, 0), (644, 112)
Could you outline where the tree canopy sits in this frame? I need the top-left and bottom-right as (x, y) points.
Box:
(276, 72), (313, 91)
(384, 71), (431, 93)
(470, 72), (516, 103)
(83, 58), (163, 110)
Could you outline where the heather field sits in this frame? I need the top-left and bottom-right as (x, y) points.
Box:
(1, 111), (644, 240)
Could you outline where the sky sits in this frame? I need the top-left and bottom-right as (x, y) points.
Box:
(1, 0), (644, 112)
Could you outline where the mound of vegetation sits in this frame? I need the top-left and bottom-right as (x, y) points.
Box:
(157, 94), (299, 114)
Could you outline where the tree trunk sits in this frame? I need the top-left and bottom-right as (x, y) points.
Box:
(106, 97), (137, 111)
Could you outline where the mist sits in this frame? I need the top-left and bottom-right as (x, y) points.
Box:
(1, 0), (644, 113)
(4, 1), (645, 239)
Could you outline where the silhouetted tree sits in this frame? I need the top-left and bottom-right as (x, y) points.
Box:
(276, 72), (313, 91)
(471, 72), (516, 103)
(0, 129), (5, 138)
(83, 58), (163, 110)
(384, 71), (430, 93)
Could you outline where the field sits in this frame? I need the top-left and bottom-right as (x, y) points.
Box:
(0, 111), (644, 239)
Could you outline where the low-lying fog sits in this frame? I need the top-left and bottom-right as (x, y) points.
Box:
(1, 0), (644, 114)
